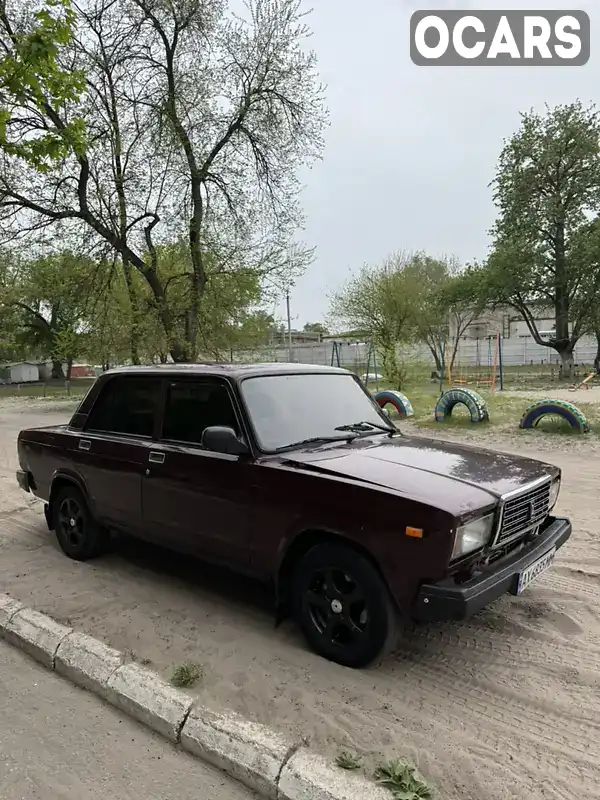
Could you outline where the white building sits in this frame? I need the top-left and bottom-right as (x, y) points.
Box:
(0, 362), (40, 384)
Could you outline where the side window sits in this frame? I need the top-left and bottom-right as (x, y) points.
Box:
(86, 377), (161, 437)
(162, 380), (239, 446)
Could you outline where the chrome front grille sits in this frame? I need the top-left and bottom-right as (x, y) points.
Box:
(494, 480), (551, 547)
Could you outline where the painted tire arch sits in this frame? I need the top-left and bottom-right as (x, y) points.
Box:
(373, 390), (414, 419)
(519, 399), (589, 433)
(434, 388), (489, 424)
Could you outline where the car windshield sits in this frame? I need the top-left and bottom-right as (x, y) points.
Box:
(240, 372), (395, 452)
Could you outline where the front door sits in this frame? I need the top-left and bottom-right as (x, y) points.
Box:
(141, 377), (253, 569)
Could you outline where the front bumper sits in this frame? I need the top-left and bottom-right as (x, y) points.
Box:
(413, 515), (572, 622)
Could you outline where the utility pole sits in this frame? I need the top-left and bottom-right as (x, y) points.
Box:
(286, 287), (293, 362)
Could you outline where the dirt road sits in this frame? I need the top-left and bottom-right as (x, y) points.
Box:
(1, 399), (600, 800)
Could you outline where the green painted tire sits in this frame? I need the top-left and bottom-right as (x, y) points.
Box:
(519, 399), (589, 433)
(434, 388), (489, 424)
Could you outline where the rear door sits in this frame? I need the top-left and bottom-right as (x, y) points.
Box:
(141, 377), (254, 569)
(73, 375), (162, 535)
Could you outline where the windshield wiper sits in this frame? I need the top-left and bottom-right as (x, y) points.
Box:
(334, 420), (395, 434)
(275, 435), (352, 452)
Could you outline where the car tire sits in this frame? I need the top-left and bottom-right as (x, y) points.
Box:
(52, 485), (107, 561)
(292, 543), (399, 668)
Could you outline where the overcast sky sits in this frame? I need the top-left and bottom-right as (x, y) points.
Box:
(275, 0), (598, 328)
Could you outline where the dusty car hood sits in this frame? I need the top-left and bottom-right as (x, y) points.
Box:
(278, 434), (559, 518)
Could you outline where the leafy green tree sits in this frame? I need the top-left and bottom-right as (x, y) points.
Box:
(6, 250), (104, 378)
(0, 253), (20, 362)
(401, 253), (480, 373)
(0, 0), (85, 170)
(483, 101), (600, 379)
(303, 322), (329, 338)
(329, 253), (418, 389)
(124, 239), (278, 362)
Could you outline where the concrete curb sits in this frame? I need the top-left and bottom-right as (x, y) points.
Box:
(106, 662), (194, 742)
(0, 594), (383, 800)
(55, 631), (124, 700)
(181, 706), (298, 799)
(278, 748), (391, 800)
(2, 606), (72, 668)
(0, 593), (23, 628)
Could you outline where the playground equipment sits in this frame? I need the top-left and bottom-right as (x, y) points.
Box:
(374, 390), (414, 419)
(446, 333), (504, 392)
(434, 387), (490, 424)
(519, 399), (589, 433)
(570, 370), (598, 391)
(330, 340), (342, 368)
(364, 342), (380, 390)
(329, 339), (383, 390)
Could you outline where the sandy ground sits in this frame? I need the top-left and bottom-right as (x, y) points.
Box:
(502, 387), (600, 406)
(1, 396), (600, 800)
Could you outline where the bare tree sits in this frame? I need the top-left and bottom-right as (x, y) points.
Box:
(0, 0), (325, 361)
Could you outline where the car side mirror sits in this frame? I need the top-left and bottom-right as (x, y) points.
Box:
(202, 425), (249, 456)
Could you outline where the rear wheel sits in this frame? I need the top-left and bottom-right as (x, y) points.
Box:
(52, 485), (107, 561)
(292, 543), (398, 668)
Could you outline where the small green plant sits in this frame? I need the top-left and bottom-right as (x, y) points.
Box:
(170, 662), (203, 688)
(335, 751), (363, 771)
(375, 759), (434, 799)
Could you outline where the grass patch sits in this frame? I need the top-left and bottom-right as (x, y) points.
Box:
(0, 379), (93, 400)
(370, 381), (600, 436)
(374, 759), (434, 799)
(335, 751), (363, 771)
(170, 662), (203, 688)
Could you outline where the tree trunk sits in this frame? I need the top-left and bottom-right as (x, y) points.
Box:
(554, 218), (571, 352)
(380, 342), (402, 390)
(557, 346), (574, 380)
(66, 358), (73, 382)
(122, 261), (141, 365)
(51, 360), (64, 380)
(595, 330), (600, 373)
(427, 343), (443, 374)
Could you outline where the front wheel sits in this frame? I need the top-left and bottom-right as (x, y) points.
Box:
(52, 485), (107, 561)
(291, 543), (399, 668)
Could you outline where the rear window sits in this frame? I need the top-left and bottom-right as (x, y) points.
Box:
(86, 377), (161, 437)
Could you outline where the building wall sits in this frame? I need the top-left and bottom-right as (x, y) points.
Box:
(9, 363), (39, 383)
(37, 362), (53, 381)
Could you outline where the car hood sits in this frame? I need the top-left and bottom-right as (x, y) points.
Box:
(278, 434), (559, 518)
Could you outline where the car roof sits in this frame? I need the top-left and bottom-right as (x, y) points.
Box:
(101, 362), (352, 380)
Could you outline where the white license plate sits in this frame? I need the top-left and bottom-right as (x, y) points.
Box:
(516, 548), (556, 595)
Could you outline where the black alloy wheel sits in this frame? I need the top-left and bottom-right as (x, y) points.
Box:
(292, 543), (398, 668)
(52, 485), (107, 561)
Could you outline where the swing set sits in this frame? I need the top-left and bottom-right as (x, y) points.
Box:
(330, 340), (382, 390)
(446, 333), (504, 393)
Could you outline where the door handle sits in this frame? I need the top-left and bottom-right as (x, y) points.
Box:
(79, 439), (91, 451)
(148, 451), (165, 464)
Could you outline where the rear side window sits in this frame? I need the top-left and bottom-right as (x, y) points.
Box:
(162, 380), (239, 445)
(86, 377), (161, 437)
